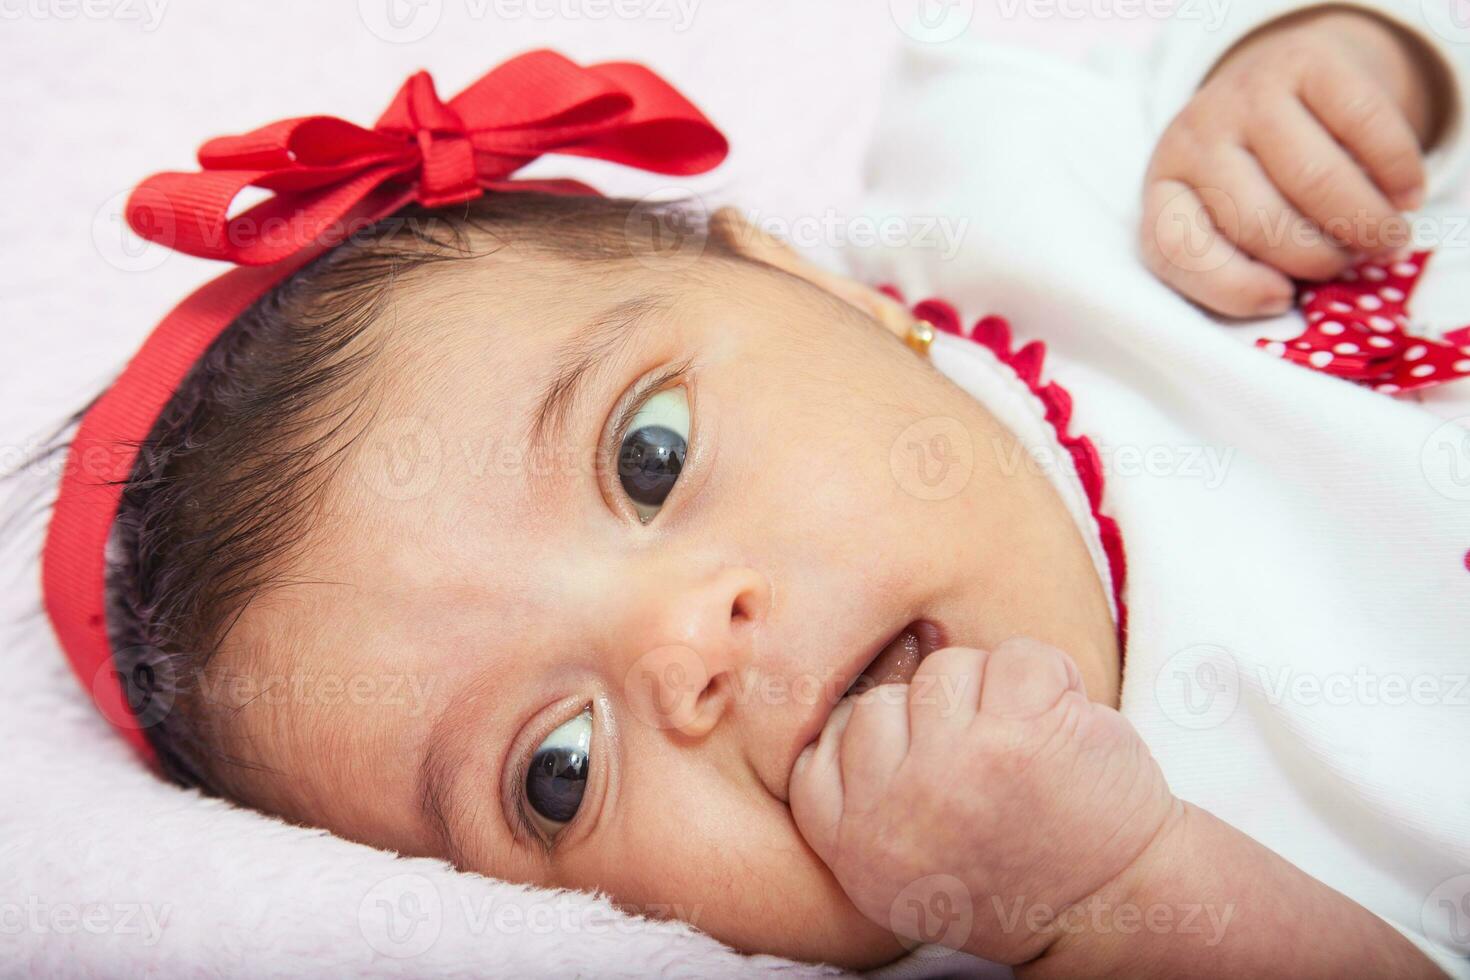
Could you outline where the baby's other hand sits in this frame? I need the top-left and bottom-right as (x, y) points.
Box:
(1141, 7), (1445, 317)
(788, 639), (1176, 965)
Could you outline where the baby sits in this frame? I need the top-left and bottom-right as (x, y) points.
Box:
(36, 1), (1470, 976)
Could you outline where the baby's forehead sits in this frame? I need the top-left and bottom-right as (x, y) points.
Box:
(283, 279), (684, 562)
(249, 249), (820, 623)
(378, 231), (797, 339)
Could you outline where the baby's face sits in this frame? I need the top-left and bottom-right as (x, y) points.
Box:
(213, 239), (1117, 968)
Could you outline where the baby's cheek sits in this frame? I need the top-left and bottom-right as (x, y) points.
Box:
(565, 784), (901, 968)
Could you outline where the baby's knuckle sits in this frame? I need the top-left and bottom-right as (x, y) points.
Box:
(1033, 642), (1074, 675)
(1284, 39), (1333, 74)
(1202, 68), (1251, 105)
(1339, 91), (1385, 131)
(1241, 73), (1282, 106)
(1227, 207), (1271, 254)
(1245, 63), (1297, 103)
(1291, 159), (1339, 202)
(1172, 102), (1218, 144)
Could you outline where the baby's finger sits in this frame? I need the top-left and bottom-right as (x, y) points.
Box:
(1200, 147), (1354, 281)
(907, 646), (985, 739)
(1302, 58), (1425, 212)
(837, 686), (911, 810)
(788, 701), (852, 856)
(1141, 179), (1295, 317)
(1251, 99), (1409, 254)
(975, 637), (1083, 720)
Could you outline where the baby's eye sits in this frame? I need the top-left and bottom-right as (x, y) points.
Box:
(616, 387), (689, 523)
(524, 706), (592, 838)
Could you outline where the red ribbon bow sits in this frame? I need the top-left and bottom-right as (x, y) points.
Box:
(1261, 250), (1470, 394)
(124, 50), (728, 266)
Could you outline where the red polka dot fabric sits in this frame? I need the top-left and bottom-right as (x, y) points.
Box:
(1259, 250), (1470, 395)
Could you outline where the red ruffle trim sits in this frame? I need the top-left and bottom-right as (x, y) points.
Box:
(882, 287), (1130, 651)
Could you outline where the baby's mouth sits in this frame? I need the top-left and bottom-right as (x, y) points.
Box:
(842, 620), (946, 697)
(774, 619), (950, 805)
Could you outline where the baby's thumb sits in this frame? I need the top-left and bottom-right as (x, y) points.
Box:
(787, 701), (852, 862)
(978, 637), (1084, 719)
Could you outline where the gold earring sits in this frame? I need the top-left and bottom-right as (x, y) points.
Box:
(905, 318), (936, 357)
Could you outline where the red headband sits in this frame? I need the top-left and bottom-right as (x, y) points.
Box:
(42, 50), (728, 765)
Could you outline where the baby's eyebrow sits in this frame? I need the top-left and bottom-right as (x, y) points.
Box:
(416, 670), (498, 868)
(418, 721), (469, 867)
(527, 294), (669, 461)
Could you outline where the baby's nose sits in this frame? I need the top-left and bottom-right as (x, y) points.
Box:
(616, 565), (768, 738)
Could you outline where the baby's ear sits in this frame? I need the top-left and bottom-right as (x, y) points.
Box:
(709, 207), (913, 341)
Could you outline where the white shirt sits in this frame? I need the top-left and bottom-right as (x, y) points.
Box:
(853, 2), (1470, 975)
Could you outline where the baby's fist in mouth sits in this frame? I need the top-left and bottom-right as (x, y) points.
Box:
(789, 638), (1176, 966)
